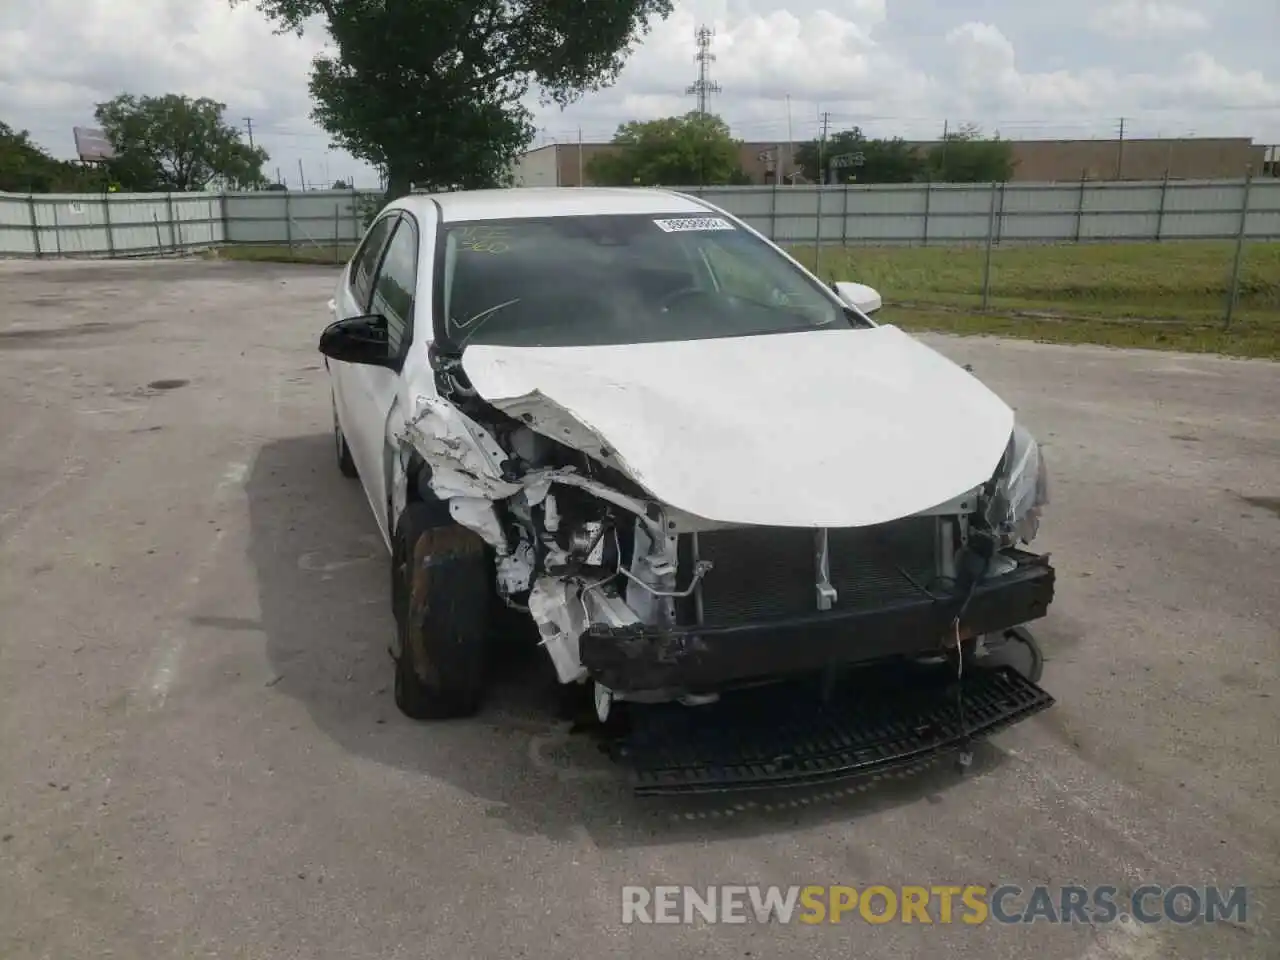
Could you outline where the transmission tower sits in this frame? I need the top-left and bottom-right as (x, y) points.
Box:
(685, 26), (722, 118)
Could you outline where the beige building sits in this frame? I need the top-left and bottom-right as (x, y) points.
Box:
(512, 136), (1274, 187)
(510, 141), (804, 187)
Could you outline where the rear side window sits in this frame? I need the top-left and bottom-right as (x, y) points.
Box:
(350, 214), (398, 310)
(369, 217), (419, 355)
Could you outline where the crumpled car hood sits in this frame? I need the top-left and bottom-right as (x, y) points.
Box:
(460, 326), (1015, 528)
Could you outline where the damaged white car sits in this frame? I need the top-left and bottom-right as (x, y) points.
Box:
(321, 188), (1055, 741)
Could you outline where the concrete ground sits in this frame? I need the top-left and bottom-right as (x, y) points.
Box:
(0, 258), (1276, 960)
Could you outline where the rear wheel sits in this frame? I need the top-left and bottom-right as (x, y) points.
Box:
(391, 502), (490, 719)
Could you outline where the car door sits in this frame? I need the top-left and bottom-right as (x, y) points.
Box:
(348, 214), (421, 546)
(331, 210), (397, 448)
(330, 210), (413, 544)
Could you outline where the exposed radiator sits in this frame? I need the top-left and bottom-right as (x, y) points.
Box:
(677, 516), (941, 627)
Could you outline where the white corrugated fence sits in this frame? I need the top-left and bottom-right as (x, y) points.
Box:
(1, 178), (1277, 258)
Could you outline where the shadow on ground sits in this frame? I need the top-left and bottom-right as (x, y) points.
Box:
(244, 433), (1010, 846)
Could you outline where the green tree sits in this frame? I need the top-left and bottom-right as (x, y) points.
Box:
(238, 0), (674, 200)
(925, 125), (1016, 182)
(586, 113), (747, 186)
(795, 127), (925, 184)
(0, 123), (101, 193)
(94, 94), (269, 192)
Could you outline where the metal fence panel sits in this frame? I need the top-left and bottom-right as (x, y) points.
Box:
(33, 195), (110, 256)
(104, 195), (177, 253)
(0, 191), (226, 257)
(223, 190), (373, 247)
(0, 194), (38, 255)
(3, 179), (1278, 259)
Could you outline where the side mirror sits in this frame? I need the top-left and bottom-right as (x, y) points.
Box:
(319, 314), (397, 369)
(832, 281), (883, 315)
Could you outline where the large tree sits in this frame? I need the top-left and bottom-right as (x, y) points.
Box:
(587, 113), (750, 186)
(237, 0), (674, 199)
(94, 94), (269, 192)
(925, 125), (1016, 183)
(795, 127), (925, 184)
(0, 123), (101, 193)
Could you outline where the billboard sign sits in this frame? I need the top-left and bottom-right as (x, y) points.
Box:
(73, 127), (115, 163)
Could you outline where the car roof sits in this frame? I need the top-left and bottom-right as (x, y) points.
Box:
(393, 187), (714, 223)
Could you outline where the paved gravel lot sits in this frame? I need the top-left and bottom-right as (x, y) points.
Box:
(1, 258), (1277, 960)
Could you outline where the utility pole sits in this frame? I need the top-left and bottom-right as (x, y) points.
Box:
(298, 159), (307, 192)
(243, 117), (255, 149)
(818, 110), (831, 184)
(785, 94), (794, 185)
(1116, 117), (1126, 180)
(939, 118), (949, 180)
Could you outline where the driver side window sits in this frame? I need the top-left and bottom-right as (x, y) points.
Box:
(369, 217), (418, 355)
(350, 214), (399, 311)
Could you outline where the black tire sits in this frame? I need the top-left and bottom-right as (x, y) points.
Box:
(391, 502), (490, 719)
(333, 400), (358, 479)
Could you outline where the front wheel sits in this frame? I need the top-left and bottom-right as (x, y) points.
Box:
(333, 397), (358, 479)
(391, 502), (490, 719)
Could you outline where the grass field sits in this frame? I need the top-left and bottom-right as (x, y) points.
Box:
(791, 240), (1280, 359)
(210, 244), (355, 265)
(215, 240), (1280, 359)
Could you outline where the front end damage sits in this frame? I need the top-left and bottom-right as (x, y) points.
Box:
(402, 344), (1056, 789)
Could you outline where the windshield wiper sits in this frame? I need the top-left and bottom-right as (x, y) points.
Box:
(454, 298), (521, 346)
(728, 293), (838, 326)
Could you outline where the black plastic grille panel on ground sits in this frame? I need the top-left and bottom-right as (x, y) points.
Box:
(618, 665), (1054, 796)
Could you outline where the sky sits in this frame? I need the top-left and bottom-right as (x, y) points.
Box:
(1, 0), (1276, 189)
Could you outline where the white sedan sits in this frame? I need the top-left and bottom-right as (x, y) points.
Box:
(322, 187), (1052, 731)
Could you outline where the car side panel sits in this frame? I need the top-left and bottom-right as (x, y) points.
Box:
(331, 212), (401, 545)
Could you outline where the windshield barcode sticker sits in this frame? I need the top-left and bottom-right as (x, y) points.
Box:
(653, 217), (735, 233)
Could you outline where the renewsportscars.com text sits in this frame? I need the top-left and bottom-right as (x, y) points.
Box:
(621, 884), (1249, 926)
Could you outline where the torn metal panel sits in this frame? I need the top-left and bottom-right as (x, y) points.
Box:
(528, 577), (588, 684)
(448, 497), (506, 552)
(401, 394), (521, 500)
(545, 472), (663, 538)
(487, 391), (630, 474)
(623, 520), (679, 626)
(390, 448), (411, 531)
(986, 423), (1049, 546)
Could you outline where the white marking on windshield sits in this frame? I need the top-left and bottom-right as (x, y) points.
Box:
(653, 217), (735, 233)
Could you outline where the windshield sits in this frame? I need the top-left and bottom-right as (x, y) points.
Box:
(436, 213), (851, 348)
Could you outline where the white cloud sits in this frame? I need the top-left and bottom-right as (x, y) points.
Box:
(945, 22), (1113, 115)
(938, 21), (1278, 138)
(0, 0), (1276, 187)
(1089, 1), (1209, 37)
(532, 1), (932, 144)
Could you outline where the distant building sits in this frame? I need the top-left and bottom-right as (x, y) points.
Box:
(510, 141), (804, 188)
(907, 136), (1266, 182)
(511, 137), (1274, 187)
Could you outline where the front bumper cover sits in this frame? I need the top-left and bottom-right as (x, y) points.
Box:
(581, 550), (1055, 693)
